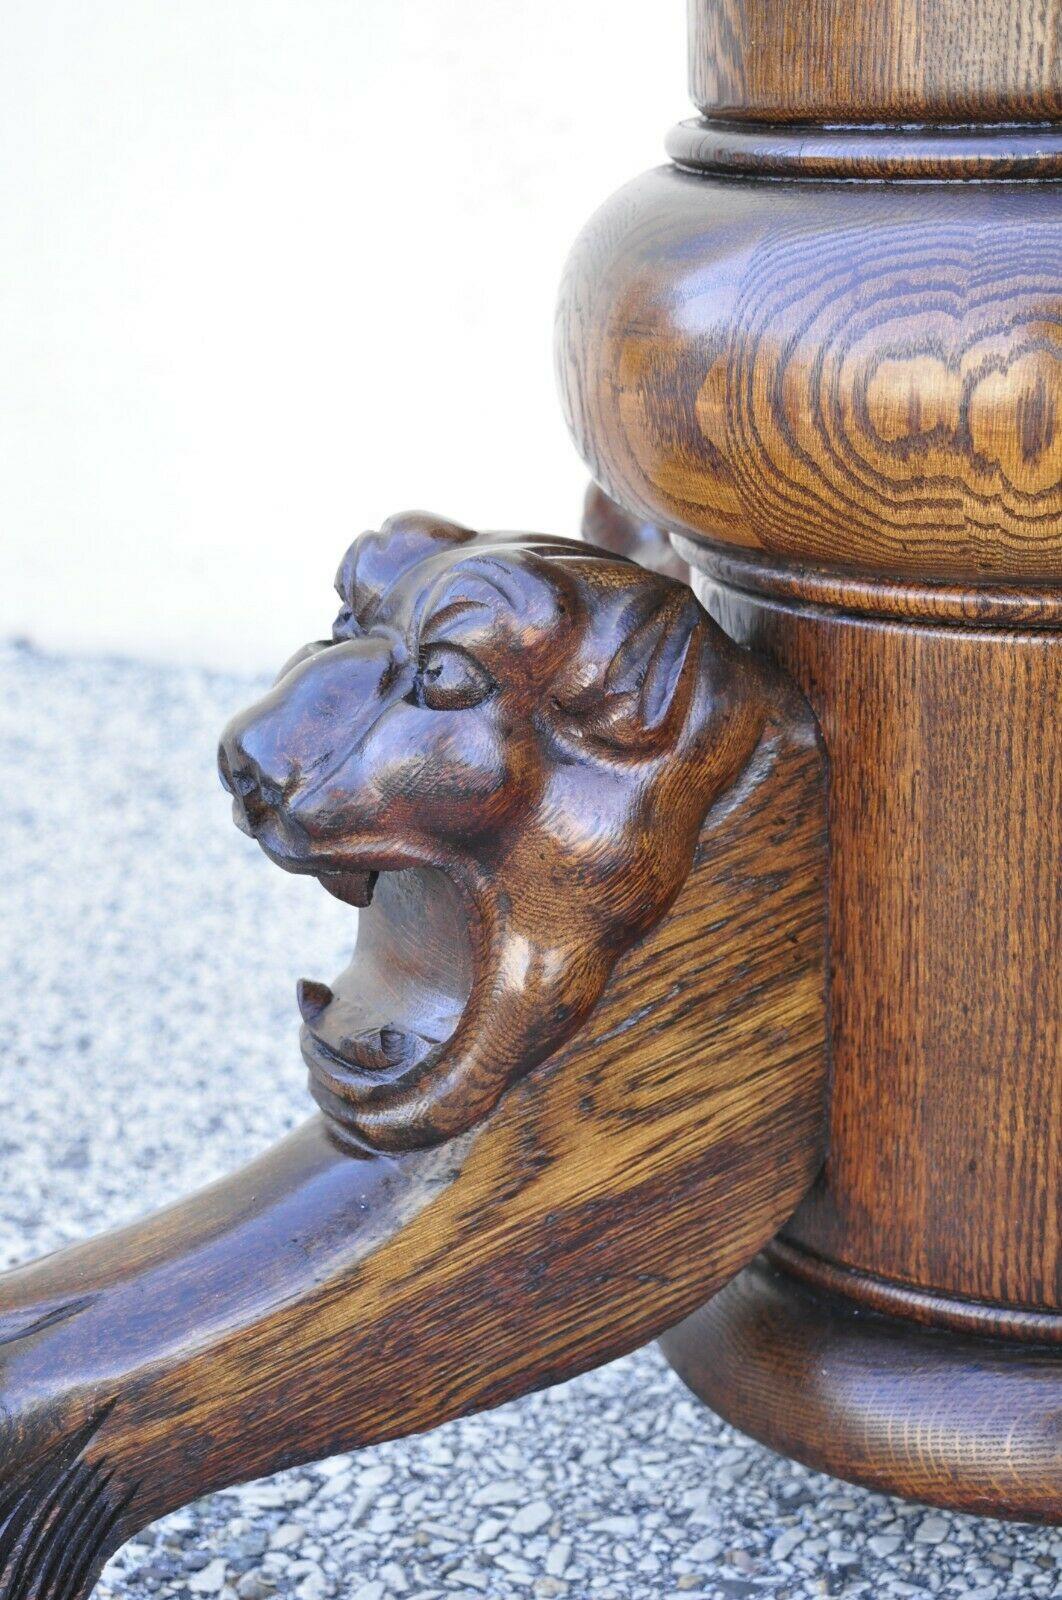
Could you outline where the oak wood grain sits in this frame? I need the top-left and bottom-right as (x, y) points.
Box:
(582, 481), (690, 584)
(668, 118), (1062, 181)
(765, 1237), (1062, 1344)
(662, 1257), (1062, 1523)
(676, 536), (1062, 629)
(689, 0), (1062, 123)
(557, 170), (1062, 583)
(559, 0), (1062, 1529)
(695, 569), (1061, 1314)
(0, 529), (827, 1600)
(599, 506), (1061, 1519)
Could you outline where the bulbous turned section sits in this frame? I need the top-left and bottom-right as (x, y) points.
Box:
(0, 515), (828, 1600)
(557, 170), (1062, 584)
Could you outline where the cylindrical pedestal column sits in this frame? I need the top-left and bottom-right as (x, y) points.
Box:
(556, 0), (1061, 1521)
(664, 557), (1061, 1522)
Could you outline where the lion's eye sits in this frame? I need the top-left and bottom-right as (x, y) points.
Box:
(413, 643), (496, 711)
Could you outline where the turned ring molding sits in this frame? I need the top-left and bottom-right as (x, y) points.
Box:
(667, 119), (1062, 181)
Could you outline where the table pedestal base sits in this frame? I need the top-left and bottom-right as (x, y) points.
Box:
(660, 1257), (1062, 1524)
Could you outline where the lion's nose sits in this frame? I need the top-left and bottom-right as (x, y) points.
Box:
(218, 634), (403, 840)
(218, 735), (288, 837)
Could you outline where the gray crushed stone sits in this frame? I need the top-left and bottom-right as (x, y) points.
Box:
(0, 639), (1058, 1600)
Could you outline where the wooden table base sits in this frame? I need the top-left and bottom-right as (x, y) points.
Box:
(662, 1255), (1062, 1523)
(1, 0), (1058, 1587)
(667, 510), (1061, 1523)
(579, 506), (1062, 1524)
(556, 0), (1060, 1521)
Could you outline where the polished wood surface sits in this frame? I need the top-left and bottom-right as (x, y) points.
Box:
(668, 118), (1062, 181)
(764, 1237), (1062, 1344)
(4, 0), (1059, 1559)
(0, 522), (827, 1599)
(694, 565), (1061, 1314)
(558, 170), (1062, 584)
(581, 494), (1062, 1330)
(218, 513), (820, 1151)
(678, 536), (1062, 628)
(582, 481), (690, 583)
(592, 480), (1060, 1395)
(662, 1258), (1062, 1523)
(689, 0), (1062, 123)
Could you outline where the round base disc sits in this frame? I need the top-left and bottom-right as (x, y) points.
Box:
(659, 1257), (1062, 1524)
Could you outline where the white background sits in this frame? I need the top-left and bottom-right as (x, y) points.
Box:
(2, 1), (685, 671)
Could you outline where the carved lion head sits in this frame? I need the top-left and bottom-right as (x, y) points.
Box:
(219, 513), (764, 1151)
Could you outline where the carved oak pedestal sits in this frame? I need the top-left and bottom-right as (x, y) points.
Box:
(0, 1), (1058, 1593)
(560, 0), (1062, 1525)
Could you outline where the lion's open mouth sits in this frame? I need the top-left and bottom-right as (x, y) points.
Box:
(297, 865), (473, 1096)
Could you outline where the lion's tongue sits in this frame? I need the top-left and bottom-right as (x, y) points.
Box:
(318, 869), (379, 908)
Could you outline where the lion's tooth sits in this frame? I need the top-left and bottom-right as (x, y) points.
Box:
(319, 869), (379, 908)
(296, 978), (333, 1026)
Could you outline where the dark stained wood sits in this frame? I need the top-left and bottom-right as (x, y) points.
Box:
(668, 118), (1062, 181)
(557, 0), (1062, 1521)
(658, 551), (1062, 1525)
(689, 0), (1062, 123)
(662, 1257), (1062, 1524)
(692, 563), (1061, 1315)
(0, 520), (827, 1600)
(5, 0), (1061, 1559)
(581, 481), (690, 584)
(583, 505), (1061, 1345)
(557, 169), (1062, 584)
(677, 537), (1062, 629)
(764, 1237), (1062, 1344)
(218, 513), (823, 1151)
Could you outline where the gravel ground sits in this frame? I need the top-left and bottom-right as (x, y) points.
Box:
(0, 639), (1058, 1600)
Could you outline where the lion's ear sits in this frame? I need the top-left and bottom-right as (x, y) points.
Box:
(335, 512), (476, 624)
(590, 589), (705, 752)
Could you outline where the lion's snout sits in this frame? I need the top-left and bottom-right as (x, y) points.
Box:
(218, 734), (287, 838)
(218, 633), (405, 856)
(218, 703), (325, 849)
(217, 694), (299, 839)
